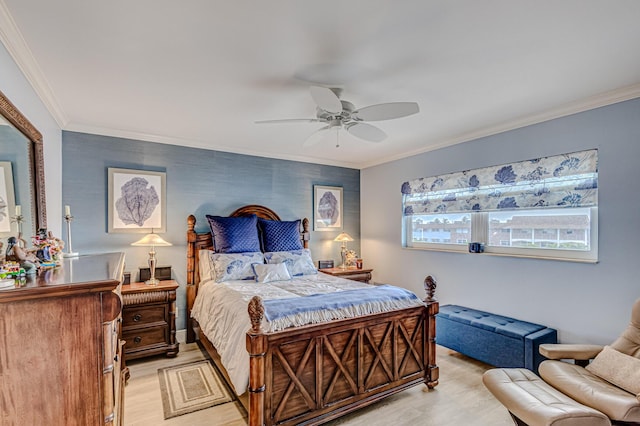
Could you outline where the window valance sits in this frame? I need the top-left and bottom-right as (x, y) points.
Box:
(401, 149), (598, 216)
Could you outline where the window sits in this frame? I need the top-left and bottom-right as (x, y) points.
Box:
(402, 149), (598, 262)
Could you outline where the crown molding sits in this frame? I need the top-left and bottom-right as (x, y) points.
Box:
(65, 122), (362, 170)
(361, 83), (640, 169)
(0, 1), (68, 127)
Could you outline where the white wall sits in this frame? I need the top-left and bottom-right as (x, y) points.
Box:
(0, 42), (62, 236)
(361, 98), (640, 344)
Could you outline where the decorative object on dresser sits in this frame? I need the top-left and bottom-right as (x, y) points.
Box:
(131, 231), (172, 285)
(121, 279), (179, 361)
(0, 252), (126, 426)
(62, 204), (79, 257)
(318, 265), (373, 283)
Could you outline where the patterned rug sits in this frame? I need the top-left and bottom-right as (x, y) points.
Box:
(158, 360), (234, 419)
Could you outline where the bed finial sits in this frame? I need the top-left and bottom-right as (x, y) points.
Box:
(248, 296), (265, 332)
(424, 275), (437, 302)
(187, 214), (196, 232)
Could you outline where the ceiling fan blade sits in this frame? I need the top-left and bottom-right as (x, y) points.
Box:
(345, 122), (387, 142)
(255, 118), (321, 124)
(303, 126), (331, 147)
(352, 102), (419, 121)
(310, 86), (342, 114)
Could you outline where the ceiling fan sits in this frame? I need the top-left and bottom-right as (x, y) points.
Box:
(255, 86), (419, 147)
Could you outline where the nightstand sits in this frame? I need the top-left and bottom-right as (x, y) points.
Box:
(318, 267), (373, 284)
(121, 280), (179, 361)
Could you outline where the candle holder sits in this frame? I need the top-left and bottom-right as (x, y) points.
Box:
(10, 214), (24, 246)
(63, 214), (79, 257)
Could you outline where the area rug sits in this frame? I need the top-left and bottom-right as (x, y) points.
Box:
(158, 360), (234, 419)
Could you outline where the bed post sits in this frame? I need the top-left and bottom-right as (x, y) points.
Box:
(186, 214), (197, 343)
(247, 296), (266, 426)
(424, 275), (439, 389)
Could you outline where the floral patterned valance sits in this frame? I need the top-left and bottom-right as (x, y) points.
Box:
(402, 149), (598, 216)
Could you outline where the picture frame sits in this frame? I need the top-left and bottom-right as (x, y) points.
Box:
(0, 161), (16, 236)
(313, 185), (343, 231)
(108, 168), (166, 233)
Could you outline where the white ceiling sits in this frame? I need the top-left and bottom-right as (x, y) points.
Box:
(2, 1), (640, 169)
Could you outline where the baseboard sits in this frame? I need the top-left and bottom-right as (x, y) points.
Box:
(176, 329), (186, 344)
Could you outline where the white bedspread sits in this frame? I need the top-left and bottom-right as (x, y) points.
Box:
(190, 273), (420, 394)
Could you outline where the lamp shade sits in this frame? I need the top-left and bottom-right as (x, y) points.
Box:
(334, 232), (354, 243)
(131, 233), (172, 247)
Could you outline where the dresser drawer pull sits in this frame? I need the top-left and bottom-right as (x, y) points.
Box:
(114, 354), (119, 362)
(134, 336), (142, 344)
(133, 314), (142, 322)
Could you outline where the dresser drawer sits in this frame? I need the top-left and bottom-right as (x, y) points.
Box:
(122, 305), (166, 327)
(123, 326), (167, 350)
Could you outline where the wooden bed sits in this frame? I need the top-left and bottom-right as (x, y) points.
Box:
(186, 205), (439, 426)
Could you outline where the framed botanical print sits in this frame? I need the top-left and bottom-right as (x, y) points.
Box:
(313, 185), (343, 231)
(0, 161), (16, 236)
(108, 168), (166, 233)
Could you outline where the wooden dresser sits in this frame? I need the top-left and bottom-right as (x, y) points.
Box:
(0, 252), (126, 426)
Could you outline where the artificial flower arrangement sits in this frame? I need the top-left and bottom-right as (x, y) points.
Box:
(31, 228), (64, 267)
(345, 249), (358, 267)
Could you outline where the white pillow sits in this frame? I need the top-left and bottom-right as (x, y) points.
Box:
(251, 262), (292, 283)
(264, 249), (317, 276)
(202, 251), (264, 282)
(198, 250), (216, 283)
(585, 345), (640, 395)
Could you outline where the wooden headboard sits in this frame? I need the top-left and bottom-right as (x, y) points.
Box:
(185, 204), (309, 342)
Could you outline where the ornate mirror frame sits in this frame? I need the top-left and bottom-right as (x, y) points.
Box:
(0, 89), (46, 230)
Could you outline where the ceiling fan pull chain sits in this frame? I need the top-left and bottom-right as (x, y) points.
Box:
(335, 127), (340, 148)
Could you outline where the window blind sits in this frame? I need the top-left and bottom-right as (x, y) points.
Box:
(401, 149), (598, 216)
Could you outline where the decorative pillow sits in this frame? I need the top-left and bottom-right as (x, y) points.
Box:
(206, 214), (260, 253)
(207, 252), (264, 282)
(251, 262), (292, 284)
(264, 249), (317, 276)
(258, 218), (303, 252)
(585, 345), (640, 395)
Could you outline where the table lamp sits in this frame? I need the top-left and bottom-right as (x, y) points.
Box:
(131, 231), (172, 285)
(334, 232), (354, 269)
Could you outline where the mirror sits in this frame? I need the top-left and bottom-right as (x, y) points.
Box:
(0, 89), (46, 241)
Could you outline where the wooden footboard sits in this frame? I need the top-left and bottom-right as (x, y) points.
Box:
(246, 276), (439, 426)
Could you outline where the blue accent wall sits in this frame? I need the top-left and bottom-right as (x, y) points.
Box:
(62, 131), (360, 329)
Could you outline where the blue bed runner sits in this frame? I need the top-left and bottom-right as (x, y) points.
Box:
(262, 284), (424, 331)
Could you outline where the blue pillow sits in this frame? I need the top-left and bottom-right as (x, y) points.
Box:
(258, 218), (303, 252)
(206, 214), (261, 253)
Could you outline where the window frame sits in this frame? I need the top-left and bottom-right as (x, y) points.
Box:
(404, 207), (598, 263)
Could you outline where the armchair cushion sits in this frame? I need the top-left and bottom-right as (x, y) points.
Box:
(540, 360), (640, 422)
(539, 343), (603, 361)
(585, 345), (640, 395)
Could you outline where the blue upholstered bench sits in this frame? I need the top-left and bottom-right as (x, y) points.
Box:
(436, 305), (557, 372)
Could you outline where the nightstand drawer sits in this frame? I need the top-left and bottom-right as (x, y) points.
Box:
(123, 326), (167, 350)
(122, 305), (166, 327)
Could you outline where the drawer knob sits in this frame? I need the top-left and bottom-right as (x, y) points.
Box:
(134, 336), (142, 344)
(133, 314), (142, 322)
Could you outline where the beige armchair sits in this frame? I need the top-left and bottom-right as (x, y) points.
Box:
(484, 299), (640, 425)
(537, 298), (640, 424)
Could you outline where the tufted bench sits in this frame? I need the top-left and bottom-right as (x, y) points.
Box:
(436, 305), (557, 372)
(483, 368), (610, 426)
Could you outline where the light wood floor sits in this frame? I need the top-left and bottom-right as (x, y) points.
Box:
(124, 343), (513, 426)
